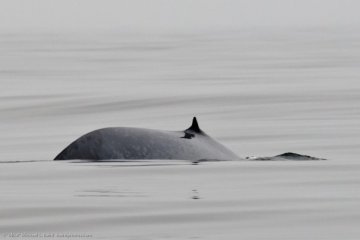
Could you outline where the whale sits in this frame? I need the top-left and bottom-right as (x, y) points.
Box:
(54, 117), (240, 161)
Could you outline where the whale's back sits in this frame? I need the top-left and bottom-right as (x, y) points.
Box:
(54, 126), (239, 161)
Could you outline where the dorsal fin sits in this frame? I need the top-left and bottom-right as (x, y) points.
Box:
(186, 117), (202, 133)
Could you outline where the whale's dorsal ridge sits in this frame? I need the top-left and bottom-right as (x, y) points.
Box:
(187, 117), (202, 134)
(54, 117), (241, 161)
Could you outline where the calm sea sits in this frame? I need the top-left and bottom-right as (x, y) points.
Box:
(1, 28), (360, 239)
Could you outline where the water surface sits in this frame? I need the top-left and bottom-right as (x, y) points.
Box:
(0, 29), (360, 239)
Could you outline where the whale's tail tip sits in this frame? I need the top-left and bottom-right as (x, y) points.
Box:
(187, 116), (202, 133)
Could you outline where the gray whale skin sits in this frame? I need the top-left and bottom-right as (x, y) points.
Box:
(54, 117), (240, 161)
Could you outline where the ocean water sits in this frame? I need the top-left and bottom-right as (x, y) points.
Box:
(1, 28), (360, 239)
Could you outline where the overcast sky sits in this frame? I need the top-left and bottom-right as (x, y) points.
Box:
(0, 0), (359, 32)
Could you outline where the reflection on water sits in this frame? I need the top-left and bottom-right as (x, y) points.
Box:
(2, 159), (360, 239)
(69, 159), (194, 167)
(191, 189), (201, 200)
(75, 189), (147, 198)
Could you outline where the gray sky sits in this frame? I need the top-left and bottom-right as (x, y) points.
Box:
(0, 0), (359, 32)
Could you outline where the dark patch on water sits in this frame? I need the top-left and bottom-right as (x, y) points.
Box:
(246, 152), (326, 161)
(191, 189), (201, 200)
(0, 160), (50, 164)
(75, 189), (147, 198)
